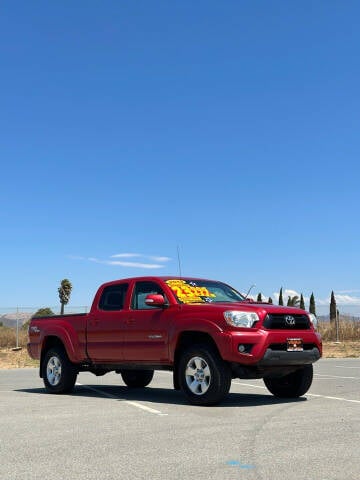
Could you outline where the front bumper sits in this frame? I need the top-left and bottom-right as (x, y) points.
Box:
(257, 347), (321, 366)
(221, 329), (322, 366)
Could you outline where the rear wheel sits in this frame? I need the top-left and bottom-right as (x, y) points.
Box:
(264, 365), (313, 398)
(178, 344), (232, 406)
(42, 347), (77, 394)
(121, 369), (154, 388)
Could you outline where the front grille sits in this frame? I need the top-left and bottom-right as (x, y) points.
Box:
(263, 314), (311, 330)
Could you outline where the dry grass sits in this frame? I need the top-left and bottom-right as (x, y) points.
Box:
(0, 326), (28, 348)
(317, 319), (360, 342)
(322, 341), (360, 358)
(0, 348), (39, 368)
(316, 314), (360, 358)
(0, 326), (39, 368)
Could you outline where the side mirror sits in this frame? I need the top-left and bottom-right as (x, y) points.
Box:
(145, 294), (167, 308)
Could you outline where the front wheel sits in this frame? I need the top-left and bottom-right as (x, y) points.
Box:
(178, 344), (232, 406)
(42, 347), (77, 394)
(264, 365), (313, 398)
(120, 369), (154, 388)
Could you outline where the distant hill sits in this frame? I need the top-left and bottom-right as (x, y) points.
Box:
(317, 314), (360, 323)
(0, 313), (33, 328)
(0, 307), (87, 328)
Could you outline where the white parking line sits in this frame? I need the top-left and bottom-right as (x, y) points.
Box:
(307, 394), (360, 404)
(233, 382), (360, 404)
(314, 374), (360, 380)
(76, 383), (168, 416)
(235, 382), (265, 390)
(335, 366), (359, 369)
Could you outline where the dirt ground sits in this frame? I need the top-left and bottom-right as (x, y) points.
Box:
(0, 348), (39, 369)
(322, 341), (360, 358)
(0, 342), (359, 369)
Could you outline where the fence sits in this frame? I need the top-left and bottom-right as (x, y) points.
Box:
(0, 306), (88, 315)
(0, 307), (88, 349)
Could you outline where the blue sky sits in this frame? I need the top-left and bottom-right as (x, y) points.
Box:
(1, 1), (359, 313)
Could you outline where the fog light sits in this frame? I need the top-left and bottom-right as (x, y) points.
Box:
(238, 344), (254, 354)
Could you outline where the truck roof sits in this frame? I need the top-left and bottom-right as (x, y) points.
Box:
(100, 276), (224, 287)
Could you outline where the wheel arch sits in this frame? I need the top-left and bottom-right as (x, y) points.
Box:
(173, 331), (221, 390)
(174, 331), (220, 360)
(40, 336), (68, 378)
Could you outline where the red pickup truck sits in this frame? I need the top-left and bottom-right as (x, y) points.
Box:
(28, 276), (322, 405)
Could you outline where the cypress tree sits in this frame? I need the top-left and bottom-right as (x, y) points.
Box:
(268, 297), (273, 304)
(309, 293), (316, 316)
(279, 288), (284, 306)
(257, 293), (262, 302)
(330, 291), (337, 324)
(300, 293), (305, 310)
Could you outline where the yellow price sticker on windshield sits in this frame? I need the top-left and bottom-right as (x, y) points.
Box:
(166, 280), (216, 303)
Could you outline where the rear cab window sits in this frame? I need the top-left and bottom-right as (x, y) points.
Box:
(98, 284), (129, 311)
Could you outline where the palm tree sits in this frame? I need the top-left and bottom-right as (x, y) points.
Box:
(287, 295), (300, 307)
(58, 279), (72, 315)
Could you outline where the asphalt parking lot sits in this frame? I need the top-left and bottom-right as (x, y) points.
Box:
(1, 359), (359, 480)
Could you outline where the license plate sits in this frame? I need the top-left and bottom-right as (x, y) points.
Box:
(287, 338), (303, 352)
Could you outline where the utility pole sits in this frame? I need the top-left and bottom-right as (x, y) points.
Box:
(12, 307), (22, 351)
(335, 309), (340, 343)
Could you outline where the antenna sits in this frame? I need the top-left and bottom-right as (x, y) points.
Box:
(245, 284), (256, 299)
(177, 245), (182, 278)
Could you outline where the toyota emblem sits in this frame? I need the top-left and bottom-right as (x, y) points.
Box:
(285, 315), (296, 326)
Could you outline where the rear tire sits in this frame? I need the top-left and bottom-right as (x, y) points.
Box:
(42, 347), (77, 394)
(264, 365), (313, 398)
(121, 369), (154, 388)
(178, 344), (232, 406)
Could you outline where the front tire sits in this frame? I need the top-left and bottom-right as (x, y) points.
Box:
(42, 347), (77, 394)
(178, 344), (232, 406)
(264, 365), (313, 398)
(121, 369), (154, 388)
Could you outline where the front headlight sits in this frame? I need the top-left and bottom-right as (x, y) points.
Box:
(309, 313), (318, 329)
(224, 311), (259, 328)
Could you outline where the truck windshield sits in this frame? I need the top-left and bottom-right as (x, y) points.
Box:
(165, 278), (245, 304)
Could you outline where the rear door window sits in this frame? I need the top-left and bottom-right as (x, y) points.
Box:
(98, 284), (128, 311)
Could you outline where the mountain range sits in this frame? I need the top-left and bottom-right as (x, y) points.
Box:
(0, 313), (33, 328)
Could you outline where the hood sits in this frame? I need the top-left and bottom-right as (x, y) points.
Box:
(180, 301), (308, 316)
